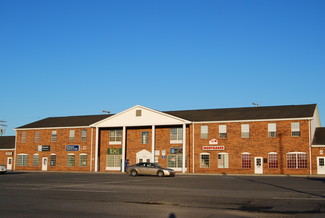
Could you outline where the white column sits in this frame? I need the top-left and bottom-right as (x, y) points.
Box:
(182, 123), (186, 173)
(152, 125), (155, 162)
(94, 127), (99, 172)
(121, 126), (126, 172)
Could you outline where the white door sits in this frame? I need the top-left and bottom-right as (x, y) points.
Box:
(136, 149), (152, 163)
(317, 157), (325, 174)
(254, 157), (263, 174)
(42, 157), (48, 171)
(6, 157), (12, 170)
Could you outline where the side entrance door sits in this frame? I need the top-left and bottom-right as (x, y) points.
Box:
(254, 157), (263, 174)
(317, 157), (325, 174)
(42, 157), (48, 171)
(6, 157), (12, 170)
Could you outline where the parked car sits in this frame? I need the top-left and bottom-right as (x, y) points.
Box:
(0, 164), (7, 174)
(126, 162), (175, 177)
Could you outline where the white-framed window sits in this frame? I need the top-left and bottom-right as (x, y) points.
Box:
(241, 124), (250, 138)
(81, 129), (87, 141)
(241, 153), (251, 168)
(35, 131), (40, 143)
(69, 130), (75, 142)
(170, 127), (183, 143)
(268, 152), (278, 168)
(51, 130), (57, 142)
(287, 152), (307, 169)
(109, 129), (122, 144)
(219, 125), (227, 139)
(167, 154), (183, 168)
(21, 131), (27, 143)
(17, 154), (28, 166)
(67, 153), (75, 166)
(106, 154), (122, 168)
(50, 154), (56, 166)
(218, 153), (229, 168)
(268, 123), (276, 138)
(201, 125), (208, 139)
(200, 153), (210, 168)
(33, 154), (39, 166)
(291, 122), (300, 137)
(79, 153), (87, 167)
(142, 131), (149, 144)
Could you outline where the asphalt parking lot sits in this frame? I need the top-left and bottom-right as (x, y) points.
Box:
(0, 172), (324, 217)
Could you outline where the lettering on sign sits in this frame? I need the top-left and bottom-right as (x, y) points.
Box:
(108, 148), (122, 154)
(202, 146), (225, 151)
(209, 139), (219, 145)
(66, 145), (80, 151)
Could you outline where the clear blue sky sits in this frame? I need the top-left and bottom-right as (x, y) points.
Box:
(1, 0), (324, 136)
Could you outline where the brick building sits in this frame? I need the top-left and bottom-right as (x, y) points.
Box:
(0, 136), (15, 171)
(14, 104), (325, 175)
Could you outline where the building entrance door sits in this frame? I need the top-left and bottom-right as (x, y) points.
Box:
(6, 157), (12, 170)
(317, 157), (325, 174)
(42, 157), (48, 171)
(254, 157), (263, 174)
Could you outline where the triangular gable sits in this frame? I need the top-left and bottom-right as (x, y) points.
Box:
(92, 105), (191, 127)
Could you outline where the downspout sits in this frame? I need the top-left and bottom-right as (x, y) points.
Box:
(152, 125), (155, 162)
(309, 119), (312, 175)
(121, 126), (126, 172)
(182, 123), (186, 173)
(95, 127), (99, 172)
(13, 130), (17, 171)
(192, 123), (195, 173)
(90, 128), (93, 172)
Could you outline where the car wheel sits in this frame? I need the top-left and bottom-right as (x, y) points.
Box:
(157, 171), (164, 177)
(131, 170), (138, 177)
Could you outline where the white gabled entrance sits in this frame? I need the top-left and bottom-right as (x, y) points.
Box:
(254, 157), (263, 174)
(317, 157), (325, 174)
(136, 149), (153, 163)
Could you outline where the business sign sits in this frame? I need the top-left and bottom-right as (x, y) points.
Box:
(209, 139), (219, 145)
(66, 145), (80, 151)
(202, 146), (225, 151)
(38, 145), (51, 151)
(108, 148), (122, 154)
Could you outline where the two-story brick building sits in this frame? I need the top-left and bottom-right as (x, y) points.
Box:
(14, 104), (324, 175)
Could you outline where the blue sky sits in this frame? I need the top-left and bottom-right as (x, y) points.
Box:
(0, 0), (324, 136)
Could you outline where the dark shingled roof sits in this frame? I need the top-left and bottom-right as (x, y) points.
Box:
(17, 114), (112, 129)
(164, 104), (317, 122)
(0, 136), (15, 149)
(312, 127), (325, 145)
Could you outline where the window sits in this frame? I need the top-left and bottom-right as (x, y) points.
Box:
(33, 154), (39, 166)
(268, 123), (276, 138)
(170, 127), (183, 143)
(35, 131), (40, 143)
(136, 110), (142, 117)
(242, 153), (251, 168)
(200, 153), (210, 168)
(167, 155), (183, 168)
(201, 125), (208, 139)
(287, 152), (307, 169)
(50, 154), (56, 166)
(79, 154), (87, 167)
(69, 130), (75, 142)
(21, 131), (27, 143)
(109, 129), (122, 144)
(291, 122), (300, 137)
(241, 124), (250, 138)
(218, 153), (229, 168)
(51, 130), (57, 142)
(268, 152), (278, 168)
(142, 131), (149, 144)
(106, 154), (122, 167)
(219, 125), (227, 139)
(67, 154), (75, 166)
(81, 130), (87, 141)
(17, 154), (28, 166)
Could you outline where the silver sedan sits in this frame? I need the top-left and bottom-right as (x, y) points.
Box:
(126, 162), (175, 177)
(0, 164), (7, 174)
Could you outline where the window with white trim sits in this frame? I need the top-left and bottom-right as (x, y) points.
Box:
(219, 125), (227, 139)
(79, 154), (87, 167)
(287, 152), (307, 169)
(200, 153), (210, 168)
(268, 123), (276, 138)
(50, 154), (56, 166)
(142, 131), (149, 144)
(35, 131), (40, 143)
(69, 130), (75, 142)
(51, 130), (57, 142)
(241, 124), (250, 138)
(106, 154), (122, 167)
(167, 154), (183, 168)
(268, 152), (278, 168)
(201, 125), (208, 139)
(291, 122), (300, 137)
(242, 153), (251, 168)
(218, 153), (229, 168)
(109, 129), (122, 144)
(17, 154), (28, 166)
(33, 154), (39, 166)
(170, 127), (183, 143)
(21, 131), (27, 143)
(81, 129), (87, 141)
(67, 154), (75, 166)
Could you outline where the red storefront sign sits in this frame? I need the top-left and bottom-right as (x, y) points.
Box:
(202, 146), (225, 151)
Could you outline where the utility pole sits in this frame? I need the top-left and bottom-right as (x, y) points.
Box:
(0, 120), (7, 136)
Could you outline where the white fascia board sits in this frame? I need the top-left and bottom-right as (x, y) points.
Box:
(192, 117), (314, 124)
(311, 145), (325, 147)
(14, 126), (91, 131)
(0, 149), (15, 151)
